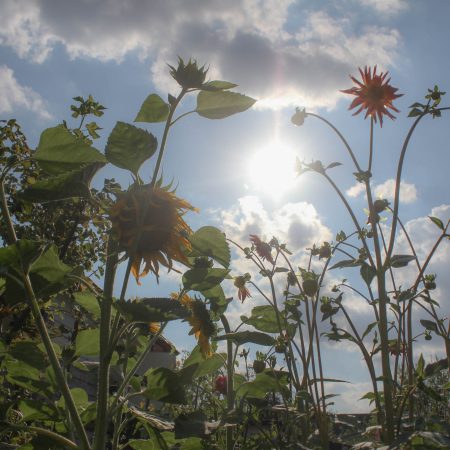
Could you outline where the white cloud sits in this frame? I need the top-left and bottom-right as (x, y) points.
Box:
(375, 178), (417, 203)
(346, 178), (417, 204)
(360, 0), (408, 16)
(0, 65), (52, 119)
(0, 1), (402, 110)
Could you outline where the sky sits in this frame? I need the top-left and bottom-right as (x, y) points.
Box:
(1, 0), (449, 412)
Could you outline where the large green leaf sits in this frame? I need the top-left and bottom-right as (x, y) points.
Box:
(135, 94), (170, 123)
(215, 331), (275, 346)
(34, 125), (106, 175)
(73, 291), (101, 318)
(75, 329), (100, 356)
(182, 268), (229, 291)
(245, 305), (279, 333)
(105, 121), (157, 175)
(189, 353), (225, 378)
(20, 163), (103, 202)
(144, 368), (187, 404)
(114, 297), (189, 323)
(196, 90), (256, 119)
(236, 371), (287, 399)
(189, 226), (230, 268)
(18, 399), (59, 421)
(0, 243), (74, 304)
(56, 387), (90, 414)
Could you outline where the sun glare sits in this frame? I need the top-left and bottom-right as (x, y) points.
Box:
(248, 141), (297, 197)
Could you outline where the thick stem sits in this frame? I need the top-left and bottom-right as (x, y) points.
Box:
(365, 118), (394, 442)
(151, 89), (186, 186)
(93, 235), (118, 450)
(220, 314), (234, 450)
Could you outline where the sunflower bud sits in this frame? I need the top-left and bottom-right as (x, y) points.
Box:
(168, 57), (208, 90)
(302, 279), (319, 297)
(291, 107), (307, 126)
(373, 199), (390, 213)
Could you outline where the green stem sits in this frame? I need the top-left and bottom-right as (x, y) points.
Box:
(93, 235), (118, 450)
(220, 314), (234, 450)
(307, 113), (362, 172)
(0, 180), (17, 244)
(151, 89), (187, 186)
(366, 117), (394, 443)
(109, 322), (168, 416)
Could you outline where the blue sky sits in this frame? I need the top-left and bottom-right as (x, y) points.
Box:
(1, 0), (449, 412)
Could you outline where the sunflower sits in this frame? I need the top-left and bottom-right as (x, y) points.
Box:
(110, 184), (197, 284)
(341, 66), (403, 127)
(172, 292), (214, 358)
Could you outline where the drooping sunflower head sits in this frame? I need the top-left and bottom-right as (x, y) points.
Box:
(171, 292), (215, 358)
(110, 184), (197, 284)
(341, 66), (403, 127)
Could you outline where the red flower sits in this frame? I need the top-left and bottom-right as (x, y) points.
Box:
(341, 66), (403, 127)
(214, 375), (227, 395)
(234, 275), (251, 302)
(250, 234), (274, 264)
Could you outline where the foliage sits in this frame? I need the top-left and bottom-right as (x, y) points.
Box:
(0, 58), (449, 450)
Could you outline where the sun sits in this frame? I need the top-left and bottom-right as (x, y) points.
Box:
(247, 141), (297, 197)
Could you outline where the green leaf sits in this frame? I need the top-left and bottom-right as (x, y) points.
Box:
(201, 80), (238, 91)
(34, 125), (106, 175)
(429, 216), (445, 230)
(75, 329), (100, 356)
(237, 371), (287, 399)
(18, 399), (59, 421)
(1, 243), (74, 304)
(105, 121), (158, 175)
(135, 94), (170, 123)
(201, 284), (229, 317)
(420, 319), (439, 334)
(144, 368), (187, 404)
(189, 226), (230, 268)
(57, 387), (90, 413)
(20, 164), (103, 202)
(215, 331), (275, 346)
(360, 263), (376, 286)
(409, 431), (450, 449)
(114, 297), (189, 323)
(362, 322), (378, 340)
(326, 162), (342, 170)
(196, 90), (256, 119)
(174, 411), (208, 439)
(73, 291), (100, 318)
(329, 259), (361, 270)
(388, 254), (416, 268)
(416, 353), (425, 378)
(191, 353), (225, 378)
(161, 433), (203, 450)
(182, 268), (229, 291)
(245, 305), (279, 333)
